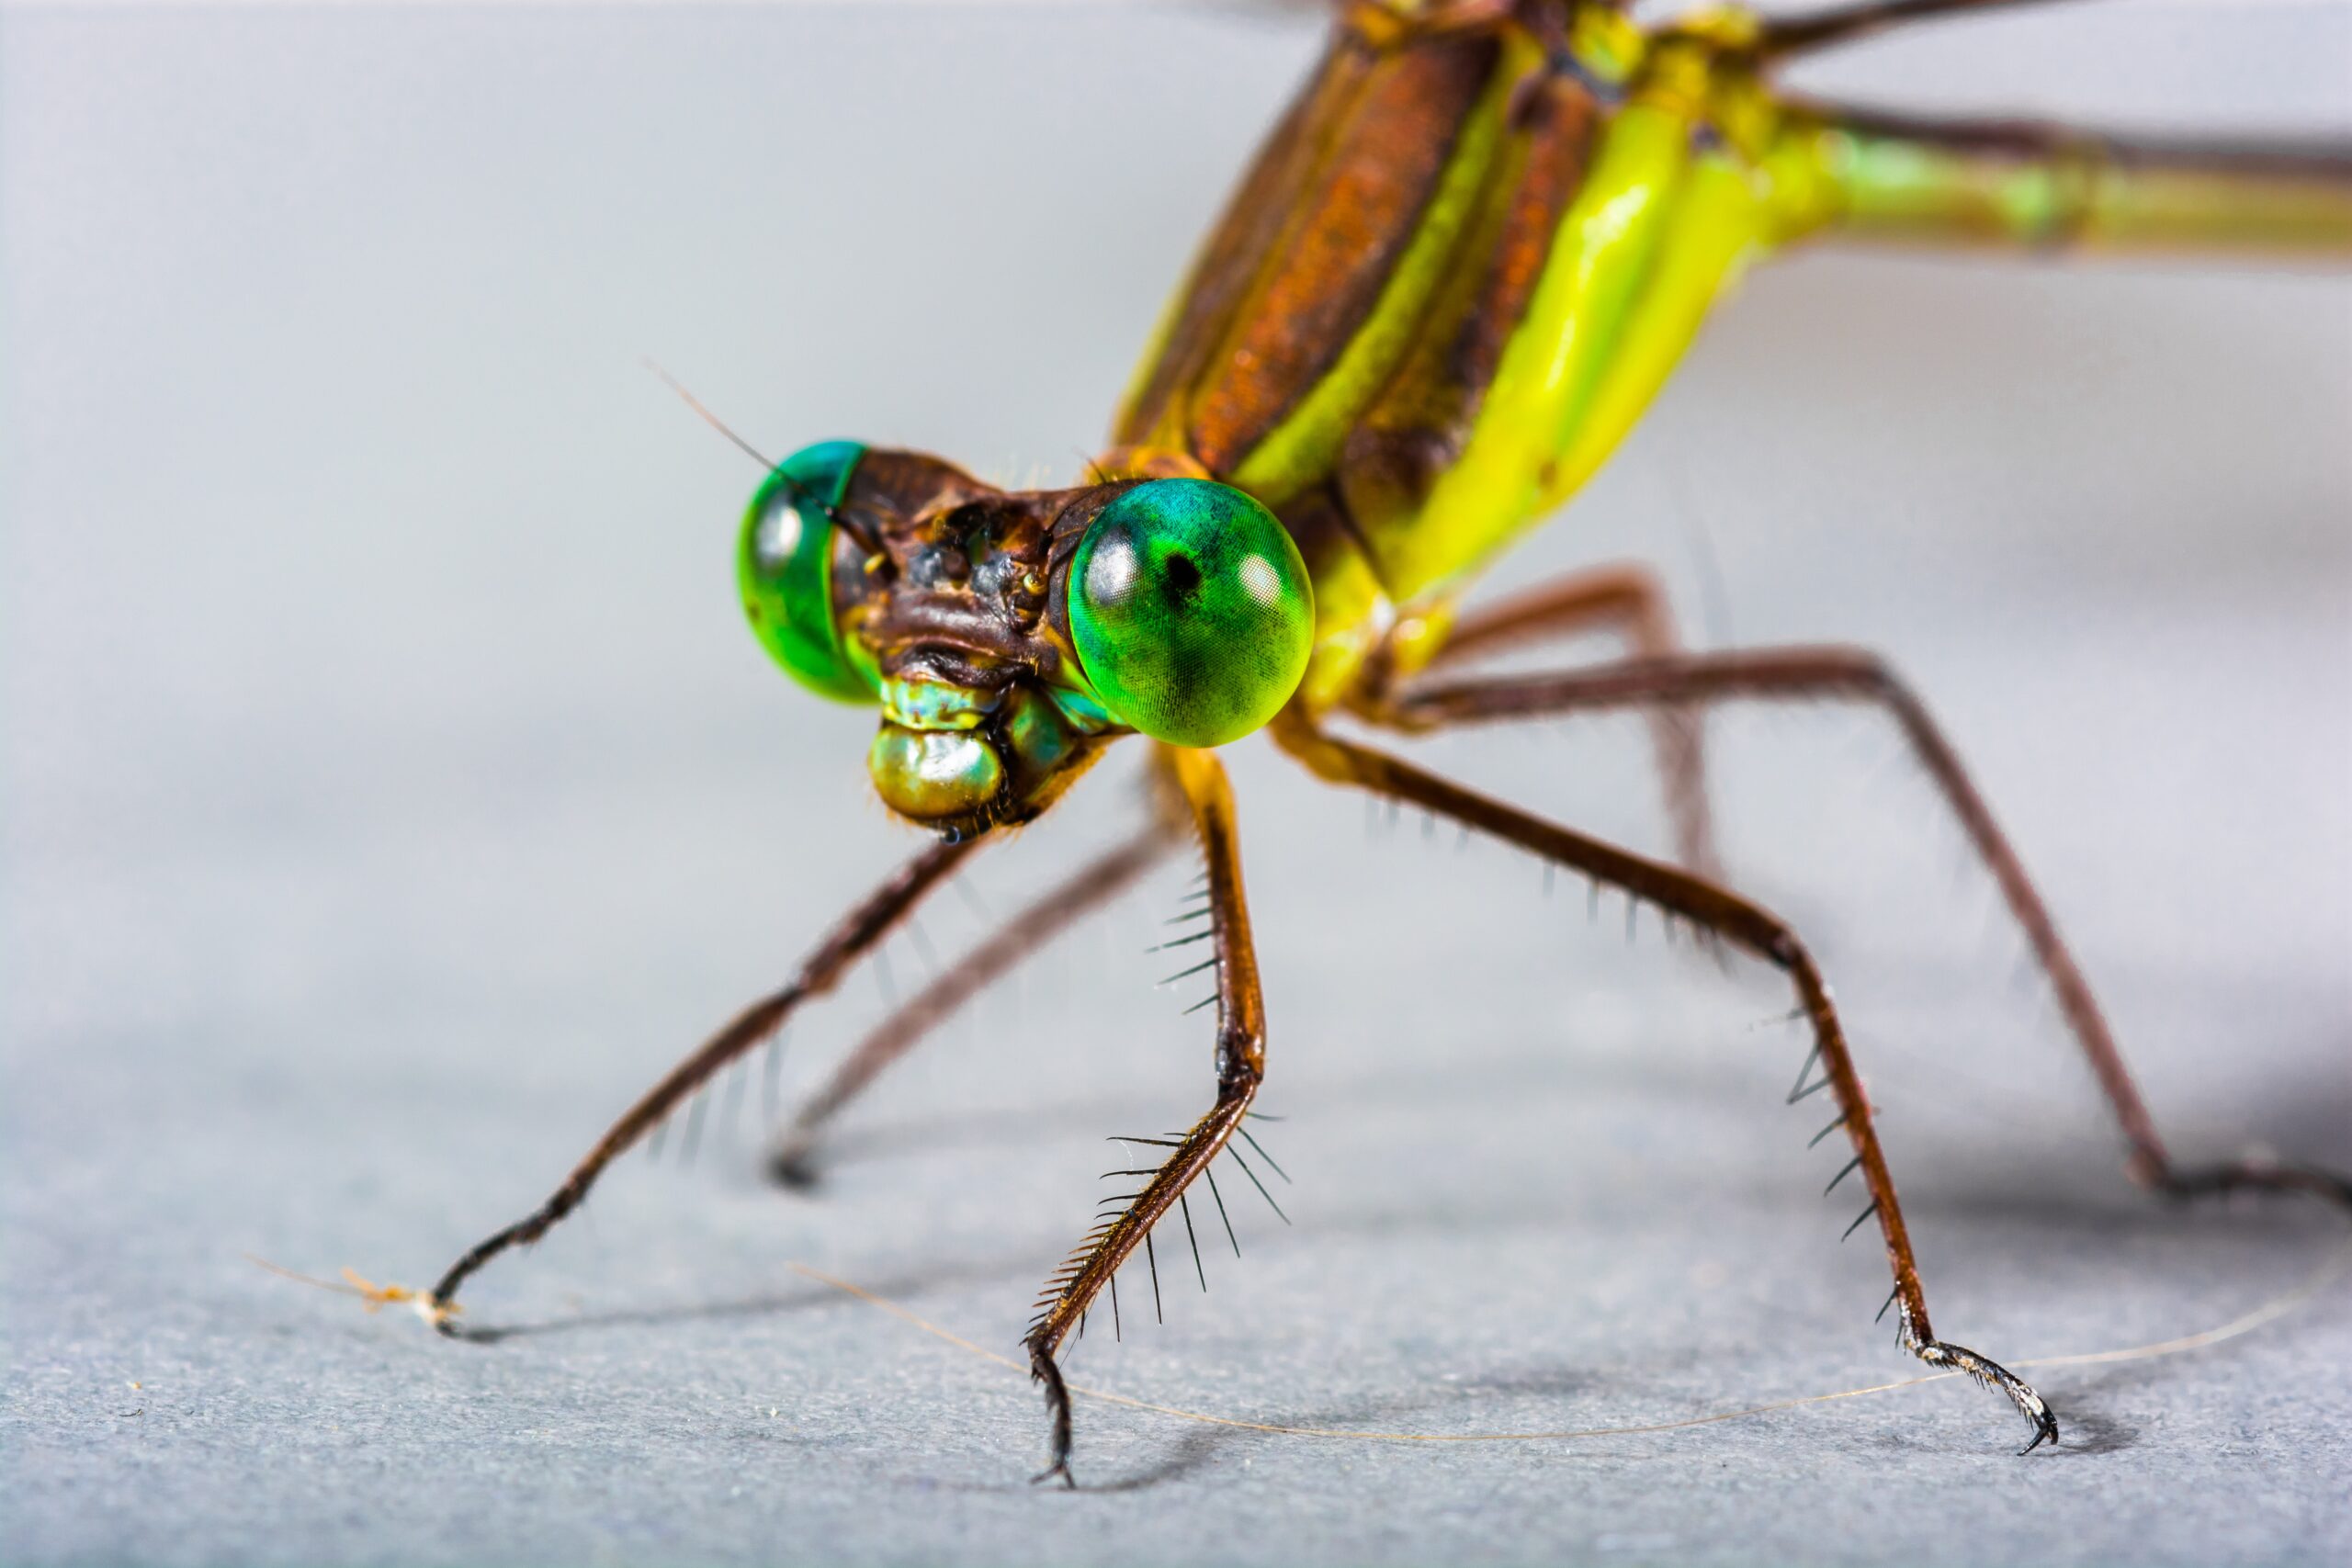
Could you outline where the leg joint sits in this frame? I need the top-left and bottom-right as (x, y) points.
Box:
(1216, 1045), (1265, 1098)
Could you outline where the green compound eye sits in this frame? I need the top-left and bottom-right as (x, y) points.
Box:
(738, 440), (876, 704)
(1067, 479), (1314, 749)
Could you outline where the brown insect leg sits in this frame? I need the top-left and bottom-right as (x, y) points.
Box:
(1363, 562), (1720, 878)
(766, 817), (1184, 1188)
(1270, 705), (2060, 1453)
(1023, 746), (1271, 1487)
(1378, 644), (2352, 1215)
(423, 837), (979, 1326)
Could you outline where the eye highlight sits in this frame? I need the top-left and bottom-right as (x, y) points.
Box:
(1067, 479), (1314, 749)
(738, 440), (876, 704)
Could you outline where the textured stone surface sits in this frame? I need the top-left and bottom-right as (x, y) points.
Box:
(5, 5), (2348, 1564)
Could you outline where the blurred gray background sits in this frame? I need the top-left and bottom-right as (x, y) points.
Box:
(4, 3), (2348, 1564)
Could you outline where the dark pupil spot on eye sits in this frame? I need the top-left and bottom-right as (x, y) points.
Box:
(1160, 550), (1202, 605)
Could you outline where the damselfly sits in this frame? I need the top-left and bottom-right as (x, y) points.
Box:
(410, 0), (2352, 1484)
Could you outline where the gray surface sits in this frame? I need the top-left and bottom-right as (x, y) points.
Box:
(5, 4), (2350, 1565)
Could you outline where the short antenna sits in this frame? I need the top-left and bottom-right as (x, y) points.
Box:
(642, 357), (775, 469)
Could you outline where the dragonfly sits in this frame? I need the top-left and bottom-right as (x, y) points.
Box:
(410, 0), (2352, 1485)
